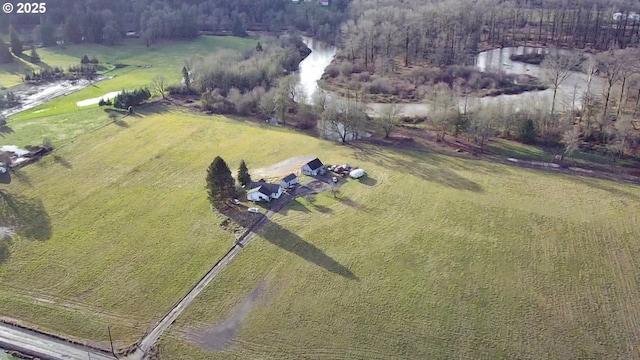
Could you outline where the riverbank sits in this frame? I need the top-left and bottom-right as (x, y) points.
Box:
(318, 54), (547, 104)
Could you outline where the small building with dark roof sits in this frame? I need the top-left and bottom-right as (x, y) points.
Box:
(301, 158), (326, 176)
(280, 173), (299, 188)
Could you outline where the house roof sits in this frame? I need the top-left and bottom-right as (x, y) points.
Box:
(305, 158), (324, 170)
(283, 173), (297, 182)
(248, 181), (281, 196)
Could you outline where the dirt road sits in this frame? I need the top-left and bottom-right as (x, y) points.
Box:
(0, 322), (116, 360)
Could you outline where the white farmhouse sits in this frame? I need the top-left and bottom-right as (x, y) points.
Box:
(247, 181), (283, 202)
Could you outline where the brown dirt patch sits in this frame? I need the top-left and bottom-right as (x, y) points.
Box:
(187, 280), (268, 351)
(253, 155), (317, 179)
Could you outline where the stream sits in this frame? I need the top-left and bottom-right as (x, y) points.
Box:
(298, 38), (601, 117)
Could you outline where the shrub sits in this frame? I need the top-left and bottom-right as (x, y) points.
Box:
(113, 87), (151, 109)
(340, 62), (354, 77)
(357, 73), (371, 82)
(201, 90), (235, 114)
(518, 118), (538, 144)
(325, 65), (340, 78)
(366, 78), (395, 95)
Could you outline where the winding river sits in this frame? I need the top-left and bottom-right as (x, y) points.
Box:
(298, 38), (603, 117)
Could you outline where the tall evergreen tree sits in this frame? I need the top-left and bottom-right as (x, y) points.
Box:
(232, 16), (247, 37)
(237, 160), (252, 187)
(0, 41), (12, 64)
(29, 46), (40, 63)
(206, 156), (236, 207)
(38, 18), (56, 47)
(182, 66), (191, 90)
(9, 26), (22, 56)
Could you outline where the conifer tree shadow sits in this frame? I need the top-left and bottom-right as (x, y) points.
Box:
(0, 125), (14, 137)
(260, 219), (357, 280)
(0, 190), (52, 241)
(0, 241), (8, 264)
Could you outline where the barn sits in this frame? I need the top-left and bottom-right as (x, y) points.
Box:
(280, 173), (299, 188)
(301, 158), (326, 176)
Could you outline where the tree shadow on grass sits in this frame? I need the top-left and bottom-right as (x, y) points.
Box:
(571, 177), (640, 202)
(114, 119), (129, 127)
(279, 199), (312, 216)
(0, 241), (9, 264)
(260, 219), (357, 280)
(0, 190), (52, 241)
(53, 155), (72, 169)
(0, 125), (15, 137)
(312, 204), (333, 213)
(10, 169), (32, 187)
(337, 196), (366, 210)
(351, 145), (483, 192)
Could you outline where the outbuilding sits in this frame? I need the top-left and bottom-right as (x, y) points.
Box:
(301, 158), (326, 176)
(280, 173), (299, 188)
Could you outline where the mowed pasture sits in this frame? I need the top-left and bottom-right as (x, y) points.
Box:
(1, 36), (254, 121)
(159, 139), (640, 359)
(0, 108), (350, 348)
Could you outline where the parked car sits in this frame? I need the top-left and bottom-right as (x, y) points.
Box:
(332, 176), (338, 183)
(232, 199), (241, 205)
(248, 207), (261, 214)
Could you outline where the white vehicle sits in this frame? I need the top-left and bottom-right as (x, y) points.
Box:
(248, 207), (261, 214)
(232, 199), (241, 205)
(349, 168), (365, 179)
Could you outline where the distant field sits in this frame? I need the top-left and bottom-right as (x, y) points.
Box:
(0, 108), (349, 348)
(157, 137), (640, 359)
(1, 36), (255, 120)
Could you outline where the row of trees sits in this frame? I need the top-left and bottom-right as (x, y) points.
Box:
(1, 0), (350, 47)
(206, 157), (253, 208)
(339, 0), (640, 72)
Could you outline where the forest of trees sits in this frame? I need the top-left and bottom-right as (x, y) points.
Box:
(340, 0), (640, 70)
(0, 0), (351, 46)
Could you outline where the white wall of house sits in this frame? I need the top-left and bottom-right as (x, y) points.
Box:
(271, 187), (283, 199)
(247, 191), (270, 202)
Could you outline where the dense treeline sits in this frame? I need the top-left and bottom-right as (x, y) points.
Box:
(1, 0), (351, 46)
(341, 0), (640, 70)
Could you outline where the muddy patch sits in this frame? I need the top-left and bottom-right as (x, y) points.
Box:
(187, 280), (267, 351)
(0, 76), (108, 117)
(253, 155), (317, 178)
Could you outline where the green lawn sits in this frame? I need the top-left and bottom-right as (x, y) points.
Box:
(0, 109), (345, 348)
(154, 138), (640, 359)
(1, 36), (255, 120)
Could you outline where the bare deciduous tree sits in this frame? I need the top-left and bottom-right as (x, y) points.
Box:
(151, 75), (167, 99)
(375, 103), (401, 138)
(427, 82), (459, 141)
(542, 50), (580, 120)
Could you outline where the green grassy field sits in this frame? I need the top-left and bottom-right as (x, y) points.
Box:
(154, 133), (640, 359)
(0, 108), (346, 348)
(1, 106), (640, 357)
(0, 36), (254, 120)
